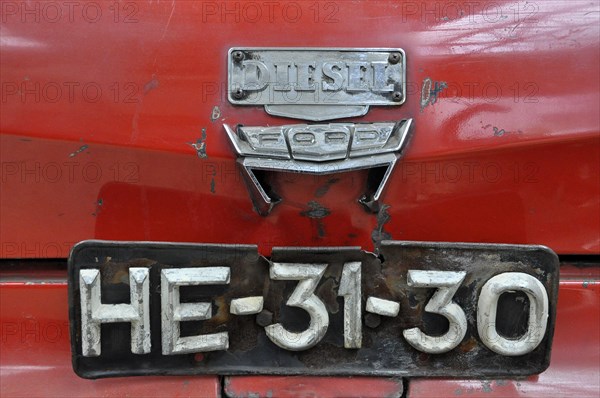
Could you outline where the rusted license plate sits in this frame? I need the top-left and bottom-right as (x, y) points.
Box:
(68, 240), (558, 379)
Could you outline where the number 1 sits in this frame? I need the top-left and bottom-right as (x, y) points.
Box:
(338, 262), (362, 348)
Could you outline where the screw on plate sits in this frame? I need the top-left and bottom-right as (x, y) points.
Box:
(256, 310), (273, 327)
(388, 52), (401, 64)
(232, 51), (245, 62)
(232, 88), (245, 100)
(365, 313), (381, 328)
(392, 91), (403, 102)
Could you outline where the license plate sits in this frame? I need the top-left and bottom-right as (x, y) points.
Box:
(227, 48), (405, 106)
(68, 240), (558, 379)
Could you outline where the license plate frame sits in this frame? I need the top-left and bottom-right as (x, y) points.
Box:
(68, 240), (558, 379)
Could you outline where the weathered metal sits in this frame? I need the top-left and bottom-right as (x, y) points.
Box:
(68, 240), (558, 379)
(1, 0), (598, 396)
(227, 48), (406, 121)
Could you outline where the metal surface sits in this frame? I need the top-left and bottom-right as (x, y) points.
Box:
(1, 1), (599, 257)
(68, 240), (558, 379)
(1, 0), (599, 396)
(225, 120), (412, 215)
(227, 48), (406, 121)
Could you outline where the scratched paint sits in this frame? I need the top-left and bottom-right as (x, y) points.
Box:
(210, 106), (221, 122)
(480, 124), (525, 137)
(69, 144), (88, 157)
(188, 128), (208, 158)
(371, 204), (392, 251)
(300, 201), (331, 238)
(131, 75), (160, 142)
(143, 76), (160, 94)
(315, 177), (341, 198)
(420, 77), (448, 111)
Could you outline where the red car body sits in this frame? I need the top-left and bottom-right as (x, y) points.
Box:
(1, 0), (598, 396)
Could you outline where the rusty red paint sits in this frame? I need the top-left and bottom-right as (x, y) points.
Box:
(1, 0), (599, 257)
(224, 376), (403, 398)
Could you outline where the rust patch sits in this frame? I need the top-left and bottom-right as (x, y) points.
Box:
(103, 258), (157, 284)
(420, 77), (447, 111)
(188, 127), (208, 158)
(301, 201), (331, 219)
(371, 204), (392, 251)
(315, 177), (340, 198)
(459, 337), (478, 353)
(209, 296), (230, 325)
(301, 201), (331, 238)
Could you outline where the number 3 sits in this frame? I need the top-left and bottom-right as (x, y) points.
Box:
(264, 263), (329, 351)
(403, 270), (467, 354)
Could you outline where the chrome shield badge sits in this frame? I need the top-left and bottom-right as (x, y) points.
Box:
(225, 120), (412, 215)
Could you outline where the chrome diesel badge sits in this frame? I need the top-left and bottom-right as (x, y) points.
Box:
(228, 48), (406, 121)
(225, 119), (412, 215)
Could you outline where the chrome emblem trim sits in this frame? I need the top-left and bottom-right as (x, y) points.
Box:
(227, 48), (406, 121)
(225, 119), (412, 215)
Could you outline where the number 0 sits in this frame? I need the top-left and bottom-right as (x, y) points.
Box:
(477, 272), (549, 356)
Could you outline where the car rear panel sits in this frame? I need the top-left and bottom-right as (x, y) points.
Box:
(1, 0), (599, 396)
